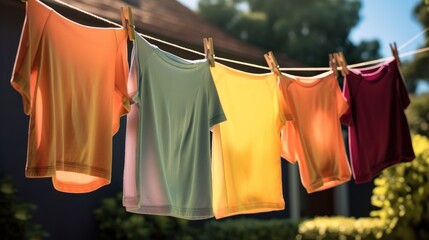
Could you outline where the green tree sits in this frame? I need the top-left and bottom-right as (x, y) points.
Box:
(198, 0), (380, 67)
(295, 135), (429, 240)
(406, 94), (429, 138)
(402, 0), (429, 92)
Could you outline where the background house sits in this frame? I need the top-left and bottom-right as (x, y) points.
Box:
(0, 0), (373, 239)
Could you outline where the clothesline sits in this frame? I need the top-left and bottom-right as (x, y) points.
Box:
(398, 27), (429, 51)
(51, 0), (429, 72)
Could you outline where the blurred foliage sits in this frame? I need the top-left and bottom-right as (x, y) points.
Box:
(370, 134), (429, 240)
(297, 216), (385, 240)
(401, 0), (429, 92)
(94, 136), (429, 239)
(94, 192), (196, 240)
(200, 218), (299, 240)
(296, 135), (429, 240)
(405, 94), (429, 137)
(198, 0), (380, 68)
(94, 192), (300, 240)
(0, 177), (48, 240)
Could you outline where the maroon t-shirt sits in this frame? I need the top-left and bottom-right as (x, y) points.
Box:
(341, 59), (415, 183)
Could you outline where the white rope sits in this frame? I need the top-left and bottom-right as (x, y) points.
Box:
(398, 46), (429, 58)
(47, 0), (429, 72)
(54, 0), (122, 27)
(348, 57), (392, 69)
(398, 27), (429, 50)
(215, 56), (271, 70)
(139, 33), (205, 56)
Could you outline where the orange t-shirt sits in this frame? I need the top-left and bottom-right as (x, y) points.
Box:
(10, 0), (130, 193)
(279, 72), (351, 193)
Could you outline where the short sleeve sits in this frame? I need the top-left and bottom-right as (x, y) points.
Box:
(278, 76), (294, 121)
(281, 122), (298, 164)
(10, 1), (51, 115)
(112, 30), (131, 134)
(207, 71), (226, 127)
(340, 77), (352, 125)
(128, 34), (157, 105)
(335, 79), (348, 118)
(278, 78), (293, 124)
(278, 75), (298, 163)
(394, 62), (410, 109)
(127, 39), (139, 103)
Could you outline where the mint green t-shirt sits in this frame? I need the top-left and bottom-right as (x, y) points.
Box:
(123, 33), (226, 220)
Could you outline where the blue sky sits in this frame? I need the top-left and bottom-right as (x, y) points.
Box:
(350, 0), (423, 59)
(177, 0), (424, 59)
(177, 0), (428, 92)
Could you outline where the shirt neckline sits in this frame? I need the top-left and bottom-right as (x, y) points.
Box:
(282, 71), (334, 87)
(36, 0), (124, 31)
(350, 59), (394, 82)
(151, 43), (207, 70)
(215, 62), (275, 80)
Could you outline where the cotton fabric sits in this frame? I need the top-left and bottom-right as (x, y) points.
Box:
(10, 0), (129, 193)
(210, 63), (287, 219)
(279, 72), (351, 193)
(341, 59), (415, 183)
(123, 33), (225, 220)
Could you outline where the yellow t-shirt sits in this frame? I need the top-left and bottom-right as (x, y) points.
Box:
(210, 63), (287, 219)
(279, 72), (351, 193)
(10, 0), (129, 193)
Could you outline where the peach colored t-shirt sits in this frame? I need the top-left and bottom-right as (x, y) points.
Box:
(279, 72), (351, 193)
(10, 0), (130, 193)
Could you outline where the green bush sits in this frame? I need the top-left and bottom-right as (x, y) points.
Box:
(371, 134), (429, 240)
(297, 216), (385, 240)
(94, 135), (429, 240)
(296, 135), (429, 240)
(406, 94), (429, 137)
(0, 177), (48, 240)
(94, 194), (300, 240)
(200, 218), (299, 240)
(94, 193), (197, 240)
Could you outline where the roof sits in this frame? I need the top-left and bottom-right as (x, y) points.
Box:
(50, 0), (300, 67)
(5, 0), (301, 70)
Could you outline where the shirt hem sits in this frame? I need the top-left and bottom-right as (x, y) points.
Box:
(353, 154), (415, 184)
(52, 177), (109, 193)
(123, 197), (139, 207)
(25, 163), (111, 193)
(305, 175), (351, 193)
(126, 205), (214, 220)
(214, 202), (285, 219)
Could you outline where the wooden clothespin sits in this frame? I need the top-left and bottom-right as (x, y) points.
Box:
(203, 38), (215, 67)
(390, 42), (400, 64)
(334, 52), (349, 77)
(329, 53), (338, 78)
(120, 6), (135, 41)
(264, 51), (281, 76)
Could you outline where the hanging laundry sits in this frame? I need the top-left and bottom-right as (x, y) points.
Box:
(210, 63), (287, 219)
(341, 59), (415, 183)
(279, 72), (351, 193)
(123, 33), (226, 220)
(10, 0), (130, 193)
